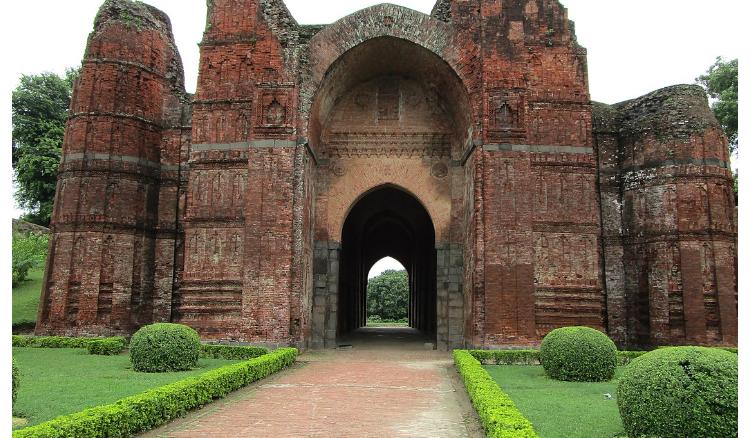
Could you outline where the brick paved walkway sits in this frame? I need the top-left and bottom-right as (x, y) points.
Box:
(144, 328), (484, 437)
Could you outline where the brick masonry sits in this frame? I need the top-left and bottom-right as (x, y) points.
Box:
(38, 0), (737, 350)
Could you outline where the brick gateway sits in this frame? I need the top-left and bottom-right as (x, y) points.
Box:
(37, 0), (737, 350)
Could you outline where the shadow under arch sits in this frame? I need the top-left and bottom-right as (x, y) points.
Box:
(339, 185), (437, 337)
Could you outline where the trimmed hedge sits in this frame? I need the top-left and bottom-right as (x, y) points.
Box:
(617, 346), (737, 438)
(468, 349), (718, 366)
(200, 344), (268, 360)
(469, 350), (540, 365)
(130, 323), (200, 372)
(12, 335), (116, 349)
(12, 347), (297, 438)
(12, 358), (19, 409)
(454, 350), (538, 438)
(539, 326), (617, 382)
(87, 337), (127, 356)
(615, 350), (647, 365)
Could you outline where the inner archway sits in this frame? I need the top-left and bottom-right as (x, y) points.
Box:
(366, 258), (408, 327)
(339, 186), (436, 339)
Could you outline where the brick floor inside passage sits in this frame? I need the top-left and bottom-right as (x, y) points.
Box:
(144, 328), (484, 437)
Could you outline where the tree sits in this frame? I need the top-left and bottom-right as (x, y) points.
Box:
(366, 269), (408, 321)
(12, 68), (78, 225)
(697, 57), (738, 153)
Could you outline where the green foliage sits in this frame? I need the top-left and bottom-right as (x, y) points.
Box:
(200, 344), (268, 360)
(367, 269), (408, 321)
(12, 347), (297, 437)
(87, 337), (127, 356)
(615, 350), (647, 365)
(468, 348), (722, 366)
(617, 347), (737, 438)
(366, 315), (408, 324)
(12, 359), (19, 409)
(697, 57), (738, 152)
(469, 350), (541, 365)
(12, 335), (117, 349)
(12, 233), (49, 286)
(539, 326), (617, 382)
(453, 350), (539, 438)
(12, 69), (77, 226)
(486, 366), (626, 438)
(12, 347), (238, 427)
(129, 323), (201, 372)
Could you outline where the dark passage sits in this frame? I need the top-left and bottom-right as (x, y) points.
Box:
(339, 186), (436, 338)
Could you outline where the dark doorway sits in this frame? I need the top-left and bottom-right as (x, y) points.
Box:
(339, 186), (436, 339)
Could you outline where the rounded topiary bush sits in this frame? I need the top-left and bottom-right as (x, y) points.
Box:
(540, 326), (617, 381)
(617, 346), (737, 438)
(129, 323), (200, 372)
(12, 358), (19, 408)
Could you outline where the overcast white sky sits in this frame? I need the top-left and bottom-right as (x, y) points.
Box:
(6, 0), (743, 101)
(3, 0), (745, 276)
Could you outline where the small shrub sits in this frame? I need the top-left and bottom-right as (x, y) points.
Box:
(200, 344), (268, 360)
(617, 346), (737, 438)
(129, 323), (200, 372)
(539, 326), (617, 382)
(12, 359), (19, 409)
(87, 337), (127, 355)
(12, 232), (49, 286)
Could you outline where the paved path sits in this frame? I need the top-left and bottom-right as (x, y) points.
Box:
(144, 328), (484, 438)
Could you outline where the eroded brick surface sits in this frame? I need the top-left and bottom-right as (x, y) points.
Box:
(39, 0), (737, 349)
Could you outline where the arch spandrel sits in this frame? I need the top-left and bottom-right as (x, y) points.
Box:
(327, 164), (451, 243)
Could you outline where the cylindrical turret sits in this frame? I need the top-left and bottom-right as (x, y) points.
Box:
(38, 0), (186, 335)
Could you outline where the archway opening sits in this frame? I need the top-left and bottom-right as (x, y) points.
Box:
(339, 186), (436, 339)
(366, 257), (408, 327)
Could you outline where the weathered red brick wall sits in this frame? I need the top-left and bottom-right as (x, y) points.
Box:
(468, 0), (601, 347)
(37, 0), (186, 336)
(175, 0), (307, 345)
(594, 85), (737, 348)
(40, 0), (737, 349)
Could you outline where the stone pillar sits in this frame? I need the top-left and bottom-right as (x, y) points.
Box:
(437, 243), (464, 350)
(311, 241), (339, 349)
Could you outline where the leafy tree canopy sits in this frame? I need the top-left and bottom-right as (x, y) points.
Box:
(12, 68), (78, 226)
(367, 269), (408, 321)
(697, 57), (738, 153)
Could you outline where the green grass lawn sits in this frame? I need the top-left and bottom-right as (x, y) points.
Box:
(12, 267), (44, 326)
(366, 322), (409, 327)
(485, 365), (626, 438)
(12, 347), (240, 427)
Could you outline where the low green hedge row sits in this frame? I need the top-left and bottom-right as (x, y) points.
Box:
(468, 349), (647, 366)
(454, 350), (538, 438)
(469, 350), (541, 365)
(200, 344), (268, 360)
(87, 337), (127, 356)
(12, 335), (115, 349)
(13, 347), (298, 438)
(13, 335), (271, 360)
(12, 359), (19, 409)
